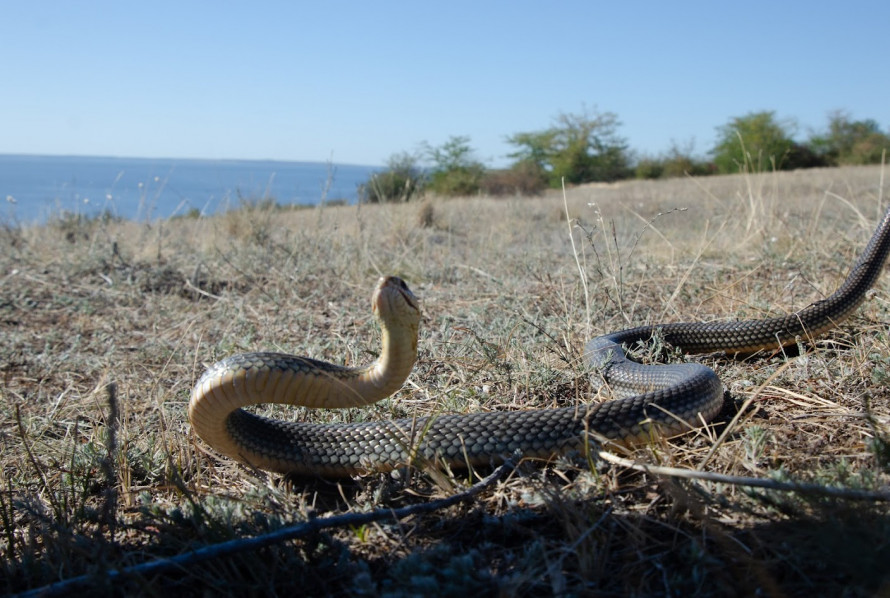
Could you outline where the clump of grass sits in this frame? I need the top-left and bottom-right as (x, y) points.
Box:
(416, 198), (436, 228)
(1, 165), (889, 595)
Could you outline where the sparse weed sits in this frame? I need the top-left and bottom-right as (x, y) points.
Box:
(743, 425), (771, 467)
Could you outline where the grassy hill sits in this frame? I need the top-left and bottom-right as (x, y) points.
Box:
(2, 165), (888, 596)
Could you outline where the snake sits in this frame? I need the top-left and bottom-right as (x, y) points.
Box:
(189, 205), (890, 476)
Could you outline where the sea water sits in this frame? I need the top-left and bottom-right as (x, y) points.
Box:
(0, 154), (379, 224)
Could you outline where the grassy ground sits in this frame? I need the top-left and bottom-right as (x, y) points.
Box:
(2, 165), (889, 596)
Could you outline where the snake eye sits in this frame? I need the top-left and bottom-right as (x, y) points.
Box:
(390, 277), (419, 311)
(391, 277), (414, 296)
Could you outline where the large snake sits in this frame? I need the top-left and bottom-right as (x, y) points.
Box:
(189, 206), (890, 476)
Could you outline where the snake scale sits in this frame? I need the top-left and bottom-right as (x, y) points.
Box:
(189, 205), (890, 476)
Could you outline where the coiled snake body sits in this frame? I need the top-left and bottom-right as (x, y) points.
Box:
(189, 207), (890, 476)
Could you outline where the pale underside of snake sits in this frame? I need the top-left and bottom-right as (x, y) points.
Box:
(189, 206), (890, 476)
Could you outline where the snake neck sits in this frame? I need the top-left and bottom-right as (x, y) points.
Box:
(358, 321), (418, 402)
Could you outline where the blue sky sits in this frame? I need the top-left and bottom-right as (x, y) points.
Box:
(2, 1), (888, 167)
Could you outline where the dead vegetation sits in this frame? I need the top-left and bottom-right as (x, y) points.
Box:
(1, 165), (889, 596)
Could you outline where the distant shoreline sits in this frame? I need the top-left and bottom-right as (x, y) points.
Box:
(0, 152), (382, 170)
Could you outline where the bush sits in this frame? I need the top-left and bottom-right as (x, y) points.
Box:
(784, 142), (828, 170)
(428, 166), (485, 196)
(712, 111), (797, 173)
(423, 136), (486, 196)
(661, 155), (713, 178)
(480, 160), (547, 196)
(847, 135), (890, 165)
(635, 142), (713, 179)
(809, 111), (890, 166)
(359, 152), (426, 203)
(634, 156), (664, 179)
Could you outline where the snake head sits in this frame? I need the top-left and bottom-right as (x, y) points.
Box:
(372, 276), (421, 330)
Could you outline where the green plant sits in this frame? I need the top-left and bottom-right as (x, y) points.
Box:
(359, 151), (426, 203)
(507, 106), (631, 187)
(634, 155), (665, 179)
(661, 140), (714, 177)
(711, 110), (797, 173)
(423, 135), (485, 196)
(480, 159), (547, 196)
(809, 110), (890, 166)
(783, 141), (828, 170)
(635, 141), (713, 180)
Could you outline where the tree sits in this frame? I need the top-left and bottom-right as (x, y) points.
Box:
(505, 130), (557, 174)
(422, 135), (485, 196)
(711, 111), (797, 173)
(506, 106), (630, 187)
(809, 110), (890, 166)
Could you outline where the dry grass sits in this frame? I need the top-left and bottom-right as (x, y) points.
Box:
(2, 165), (889, 596)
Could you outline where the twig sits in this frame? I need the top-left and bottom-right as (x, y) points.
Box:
(562, 178), (591, 336)
(97, 382), (120, 558)
(183, 277), (223, 301)
(454, 263), (500, 284)
(598, 450), (890, 502)
(14, 458), (517, 598)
